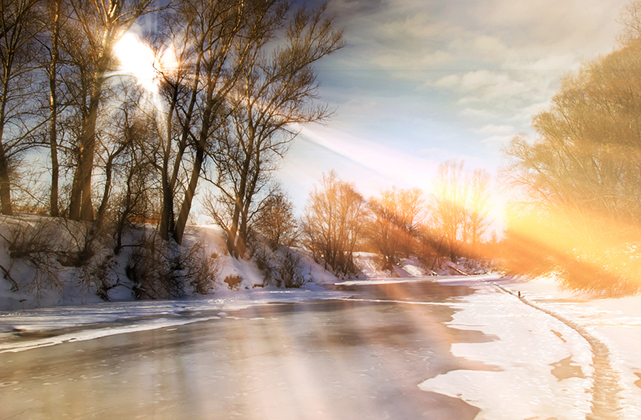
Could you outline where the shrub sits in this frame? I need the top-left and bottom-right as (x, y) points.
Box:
(182, 240), (222, 295)
(0, 218), (62, 296)
(224, 275), (243, 290)
(126, 231), (182, 300)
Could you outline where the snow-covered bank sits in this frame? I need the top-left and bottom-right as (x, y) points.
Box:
(417, 275), (641, 419)
(419, 280), (594, 420)
(501, 276), (641, 419)
(0, 217), (340, 311)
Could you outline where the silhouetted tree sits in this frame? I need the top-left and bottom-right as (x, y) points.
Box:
(66, 0), (155, 221)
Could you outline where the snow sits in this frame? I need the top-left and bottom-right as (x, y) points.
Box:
(418, 281), (594, 420)
(501, 276), (641, 419)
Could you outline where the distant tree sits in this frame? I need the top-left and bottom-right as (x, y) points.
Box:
(367, 187), (424, 269)
(431, 161), (492, 261)
(462, 169), (491, 256)
(430, 160), (466, 260)
(300, 171), (365, 276)
(253, 187), (298, 251)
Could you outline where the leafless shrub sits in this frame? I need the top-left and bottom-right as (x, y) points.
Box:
(55, 219), (98, 267)
(249, 236), (304, 288)
(182, 239), (222, 295)
(251, 241), (277, 285)
(224, 274), (243, 290)
(125, 229), (222, 299)
(88, 254), (118, 301)
(0, 218), (62, 296)
(279, 250), (305, 288)
(126, 231), (182, 300)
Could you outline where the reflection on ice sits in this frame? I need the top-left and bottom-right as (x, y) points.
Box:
(0, 288), (352, 353)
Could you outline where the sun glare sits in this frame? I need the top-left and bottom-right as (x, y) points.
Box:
(114, 32), (160, 94)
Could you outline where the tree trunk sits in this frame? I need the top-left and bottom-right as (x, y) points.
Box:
(69, 91), (102, 220)
(173, 145), (205, 245)
(0, 142), (12, 216)
(0, 80), (13, 216)
(49, 0), (61, 217)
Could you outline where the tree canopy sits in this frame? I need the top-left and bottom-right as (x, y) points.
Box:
(502, 18), (641, 294)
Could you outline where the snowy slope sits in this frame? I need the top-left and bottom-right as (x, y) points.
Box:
(0, 217), (341, 310)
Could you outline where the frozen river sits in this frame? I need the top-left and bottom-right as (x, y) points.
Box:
(0, 281), (487, 420)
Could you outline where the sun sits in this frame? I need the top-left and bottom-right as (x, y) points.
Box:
(114, 32), (160, 93)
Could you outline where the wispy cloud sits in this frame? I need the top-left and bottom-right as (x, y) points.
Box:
(280, 0), (631, 206)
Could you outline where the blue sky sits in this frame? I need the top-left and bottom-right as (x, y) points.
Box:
(276, 0), (631, 220)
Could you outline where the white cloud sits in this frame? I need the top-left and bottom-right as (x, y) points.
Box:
(459, 108), (497, 120)
(475, 124), (515, 136)
(433, 74), (459, 88)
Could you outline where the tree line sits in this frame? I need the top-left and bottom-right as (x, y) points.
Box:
(0, 0), (342, 251)
(294, 163), (493, 277)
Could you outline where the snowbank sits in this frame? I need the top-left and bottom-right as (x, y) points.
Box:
(419, 274), (641, 419)
(0, 216), (342, 311)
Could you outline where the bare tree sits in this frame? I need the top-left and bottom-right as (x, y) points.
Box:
(431, 161), (492, 261)
(155, 0), (276, 244)
(95, 83), (156, 227)
(430, 160), (466, 260)
(206, 4), (343, 257)
(41, 0), (66, 217)
(367, 187), (424, 269)
(253, 186), (297, 250)
(463, 169), (491, 256)
(617, 0), (641, 45)
(300, 171), (365, 276)
(0, 0), (42, 215)
(66, 0), (155, 222)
